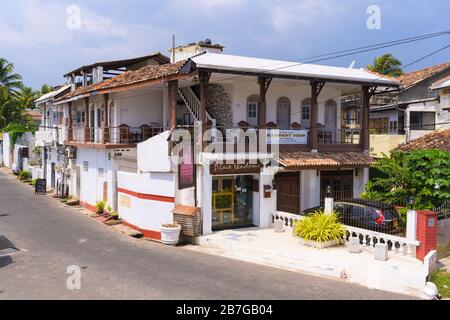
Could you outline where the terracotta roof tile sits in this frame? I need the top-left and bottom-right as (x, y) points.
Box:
(396, 130), (450, 153)
(277, 151), (375, 169)
(398, 62), (450, 88)
(56, 60), (188, 102)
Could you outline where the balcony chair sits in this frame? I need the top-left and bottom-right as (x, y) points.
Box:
(291, 122), (302, 130)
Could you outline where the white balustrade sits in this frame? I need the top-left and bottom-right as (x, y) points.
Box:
(271, 212), (305, 230)
(345, 225), (420, 258)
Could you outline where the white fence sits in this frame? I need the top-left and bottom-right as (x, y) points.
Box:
(271, 211), (420, 258)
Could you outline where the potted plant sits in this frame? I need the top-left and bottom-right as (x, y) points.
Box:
(160, 223), (182, 246)
(95, 200), (107, 215)
(294, 211), (346, 249)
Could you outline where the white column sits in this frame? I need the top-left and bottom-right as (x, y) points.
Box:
(259, 167), (276, 228)
(407, 209), (417, 243)
(324, 198), (334, 215)
(163, 87), (170, 130)
(201, 161), (213, 235)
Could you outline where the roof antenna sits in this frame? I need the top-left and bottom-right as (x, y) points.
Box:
(172, 34), (176, 63)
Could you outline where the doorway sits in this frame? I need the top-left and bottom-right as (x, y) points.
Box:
(320, 170), (354, 205)
(212, 176), (254, 230)
(275, 172), (300, 214)
(76, 166), (81, 199)
(277, 97), (291, 129)
(51, 163), (56, 189)
(325, 100), (337, 143)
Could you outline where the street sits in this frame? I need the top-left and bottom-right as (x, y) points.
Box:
(0, 169), (412, 300)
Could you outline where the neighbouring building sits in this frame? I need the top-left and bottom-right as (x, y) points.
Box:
(367, 62), (450, 158)
(36, 40), (399, 239)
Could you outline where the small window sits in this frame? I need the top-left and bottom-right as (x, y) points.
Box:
(302, 107), (311, 120)
(248, 103), (258, 118)
(410, 112), (436, 130)
(83, 161), (89, 172)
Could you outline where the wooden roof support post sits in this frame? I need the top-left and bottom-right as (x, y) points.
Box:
(103, 93), (110, 144)
(84, 97), (90, 143)
(199, 72), (210, 151)
(310, 81), (325, 152)
(258, 77), (272, 128)
(67, 101), (73, 143)
(168, 80), (178, 130)
(360, 85), (371, 152)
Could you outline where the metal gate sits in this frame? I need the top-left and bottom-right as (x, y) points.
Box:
(435, 201), (450, 259)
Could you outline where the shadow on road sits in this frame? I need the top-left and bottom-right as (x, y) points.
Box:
(0, 256), (13, 268)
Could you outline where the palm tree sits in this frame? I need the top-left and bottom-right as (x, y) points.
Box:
(368, 54), (404, 78)
(16, 84), (39, 110)
(40, 84), (53, 95)
(0, 58), (22, 95)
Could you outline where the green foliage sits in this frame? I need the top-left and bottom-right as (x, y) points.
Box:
(4, 122), (37, 145)
(294, 211), (346, 244)
(95, 200), (107, 214)
(430, 270), (450, 298)
(31, 179), (37, 186)
(18, 170), (31, 181)
(364, 150), (450, 209)
(367, 53), (404, 77)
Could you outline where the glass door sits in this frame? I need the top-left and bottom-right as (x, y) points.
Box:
(212, 176), (254, 230)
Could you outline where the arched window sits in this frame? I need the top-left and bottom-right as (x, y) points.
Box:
(246, 95), (260, 127)
(277, 97), (291, 129)
(301, 98), (311, 129)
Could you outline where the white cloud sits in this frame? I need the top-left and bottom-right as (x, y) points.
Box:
(271, 0), (343, 32)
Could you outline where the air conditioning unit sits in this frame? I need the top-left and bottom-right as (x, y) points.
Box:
(65, 147), (77, 159)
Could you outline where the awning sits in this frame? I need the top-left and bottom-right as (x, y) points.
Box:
(277, 151), (375, 170)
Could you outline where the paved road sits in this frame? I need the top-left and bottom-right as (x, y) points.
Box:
(0, 169), (413, 300)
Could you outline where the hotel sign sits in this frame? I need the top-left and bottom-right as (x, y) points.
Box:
(267, 130), (309, 145)
(210, 161), (262, 175)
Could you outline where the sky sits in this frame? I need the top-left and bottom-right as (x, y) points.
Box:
(0, 0), (449, 90)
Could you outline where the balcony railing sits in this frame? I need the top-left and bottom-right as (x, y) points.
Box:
(175, 125), (362, 154)
(70, 126), (164, 145)
(35, 126), (65, 147)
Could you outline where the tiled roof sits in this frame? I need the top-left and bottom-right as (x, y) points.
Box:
(430, 75), (450, 90)
(56, 60), (188, 102)
(396, 130), (450, 153)
(277, 151), (375, 169)
(398, 62), (450, 88)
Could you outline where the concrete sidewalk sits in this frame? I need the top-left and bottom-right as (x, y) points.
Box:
(186, 228), (427, 297)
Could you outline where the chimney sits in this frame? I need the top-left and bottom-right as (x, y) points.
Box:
(169, 39), (224, 63)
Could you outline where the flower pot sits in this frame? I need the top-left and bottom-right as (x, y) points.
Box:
(298, 238), (340, 249)
(160, 224), (182, 246)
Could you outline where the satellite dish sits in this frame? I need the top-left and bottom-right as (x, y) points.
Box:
(204, 38), (212, 45)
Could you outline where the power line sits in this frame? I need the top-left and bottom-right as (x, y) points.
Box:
(211, 30), (450, 86)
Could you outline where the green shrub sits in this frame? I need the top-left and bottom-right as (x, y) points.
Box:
(294, 211), (346, 244)
(18, 170), (31, 181)
(95, 200), (107, 214)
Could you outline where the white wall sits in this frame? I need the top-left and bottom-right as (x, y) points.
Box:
(227, 80), (342, 129)
(300, 170), (321, 212)
(117, 171), (176, 233)
(114, 90), (164, 128)
(2, 133), (11, 168)
(354, 168), (369, 198)
(74, 148), (112, 207)
(406, 99), (446, 141)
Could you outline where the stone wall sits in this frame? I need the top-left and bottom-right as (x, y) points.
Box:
(206, 84), (233, 128)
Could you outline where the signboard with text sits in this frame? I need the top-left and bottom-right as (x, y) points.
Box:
(210, 161), (262, 175)
(267, 130), (309, 145)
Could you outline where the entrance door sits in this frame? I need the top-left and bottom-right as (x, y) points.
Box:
(325, 101), (337, 143)
(212, 176), (254, 230)
(76, 166), (81, 199)
(247, 102), (259, 127)
(51, 163), (56, 189)
(277, 98), (291, 129)
(320, 170), (354, 205)
(276, 172), (300, 214)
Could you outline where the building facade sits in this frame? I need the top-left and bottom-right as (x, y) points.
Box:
(36, 41), (399, 239)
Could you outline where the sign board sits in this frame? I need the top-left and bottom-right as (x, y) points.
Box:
(178, 144), (195, 190)
(210, 161), (262, 175)
(267, 130), (308, 145)
(120, 195), (131, 208)
(35, 179), (47, 195)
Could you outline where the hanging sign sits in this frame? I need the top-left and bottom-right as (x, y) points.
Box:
(267, 130), (309, 145)
(210, 161), (262, 175)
